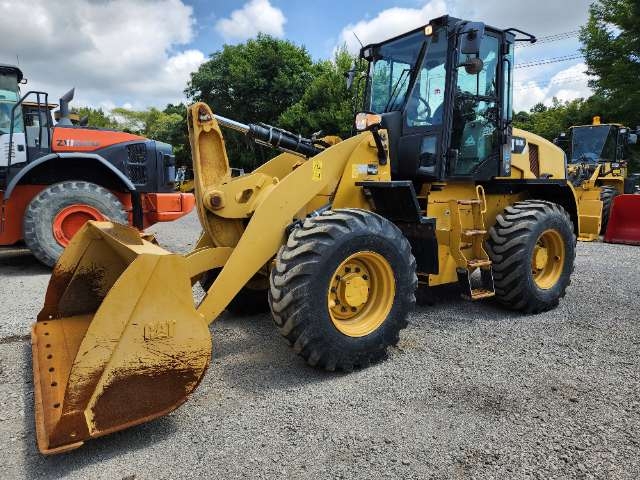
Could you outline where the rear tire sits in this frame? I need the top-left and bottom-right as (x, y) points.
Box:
(23, 181), (127, 267)
(486, 200), (575, 314)
(269, 209), (417, 371)
(600, 185), (618, 234)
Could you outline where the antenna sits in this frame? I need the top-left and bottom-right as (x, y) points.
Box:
(352, 31), (364, 48)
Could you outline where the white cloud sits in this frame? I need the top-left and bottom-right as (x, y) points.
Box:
(337, 0), (447, 53)
(215, 0), (286, 42)
(455, 0), (593, 37)
(0, 0), (205, 109)
(514, 62), (592, 111)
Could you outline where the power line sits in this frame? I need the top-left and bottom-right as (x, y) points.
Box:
(515, 53), (584, 69)
(514, 76), (587, 91)
(516, 30), (580, 48)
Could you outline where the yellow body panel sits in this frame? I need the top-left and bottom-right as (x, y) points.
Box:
(507, 128), (566, 181)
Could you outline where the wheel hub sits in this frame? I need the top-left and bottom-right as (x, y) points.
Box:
(533, 245), (549, 270)
(52, 204), (106, 247)
(327, 252), (395, 337)
(531, 229), (565, 290)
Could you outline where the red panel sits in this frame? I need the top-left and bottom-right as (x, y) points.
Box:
(114, 192), (195, 229)
(604, 195), (640, 245)
(0, 185), (46, 245)
(51, 127), (145, 152)
(1, 187), (194, 246)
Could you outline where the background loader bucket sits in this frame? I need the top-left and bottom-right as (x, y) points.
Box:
(604, 195), (640, 245)
(32, 221), (212, 454)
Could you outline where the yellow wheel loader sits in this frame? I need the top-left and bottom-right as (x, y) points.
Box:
(554, 117), (640, 239)
(30, 15), (598, 454)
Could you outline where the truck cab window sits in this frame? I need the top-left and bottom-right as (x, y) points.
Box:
(450, 35), (500, 175)
(405, 31), (448, 127)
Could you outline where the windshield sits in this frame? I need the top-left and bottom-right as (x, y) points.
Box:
(0, 71), (22, 134)
(570, 125), (617, 162)
(366, 30), (434, 113)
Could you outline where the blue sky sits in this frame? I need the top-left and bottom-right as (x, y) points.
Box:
(0, 0), (594, 112)
(187, 0), (428, 60)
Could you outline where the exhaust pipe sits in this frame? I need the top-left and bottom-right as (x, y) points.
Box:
(56, 88), (75, 126)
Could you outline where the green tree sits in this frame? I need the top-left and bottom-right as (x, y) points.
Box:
(186, 34), (315, 170)
(580, 0), (640, 126)
(278, 47), (360, 139)
(73, 106), (119, 129)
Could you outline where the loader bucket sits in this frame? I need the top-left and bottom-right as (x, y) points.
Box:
(31, 221), (212, 454)
(604, 194), (640, 245)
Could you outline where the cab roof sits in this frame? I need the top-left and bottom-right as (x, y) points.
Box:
(0, 64), (24, 83)
(359, 15), (517, 59)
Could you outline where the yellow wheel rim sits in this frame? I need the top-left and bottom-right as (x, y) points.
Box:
(327, 251), (395, 337)
(532, 229), (565, 290)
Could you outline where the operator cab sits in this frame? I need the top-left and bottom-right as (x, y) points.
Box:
(356, 16), (531, 183)
(0, 64), (27, 167)
(556, 121), (637, 164)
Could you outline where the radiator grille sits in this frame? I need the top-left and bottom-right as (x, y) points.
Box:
(126, 143), (148, 185)
(529, 143), (540, 177)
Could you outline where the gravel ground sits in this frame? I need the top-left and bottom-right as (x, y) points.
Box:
(0, 211), (639, 479)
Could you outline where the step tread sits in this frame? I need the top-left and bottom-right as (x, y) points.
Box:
(462, 229), (487, 236)
(470, 288), (496, 300)
(467, 259), (492, 268)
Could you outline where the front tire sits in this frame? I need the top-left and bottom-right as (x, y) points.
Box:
(23, 181), (127, 267)
(269, 209), (417, 371)
(486, 200), (575, 314)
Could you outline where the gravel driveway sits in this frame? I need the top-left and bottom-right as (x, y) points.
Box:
(0, 211), (638, 479)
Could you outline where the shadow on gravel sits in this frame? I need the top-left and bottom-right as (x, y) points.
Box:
(0, 247), (50, 276)
(20, 343), (181, 480)
(211, 314), (349, 395)
(414, 284), (515, 324)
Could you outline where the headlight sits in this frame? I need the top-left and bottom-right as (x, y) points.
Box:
(355, 112), (382, 131)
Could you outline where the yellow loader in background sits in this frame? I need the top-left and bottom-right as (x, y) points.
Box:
(30, 15), (601, 454)
(554, 117), (639, 239)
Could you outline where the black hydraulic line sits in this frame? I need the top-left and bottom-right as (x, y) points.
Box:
(213, 113), (322, 158)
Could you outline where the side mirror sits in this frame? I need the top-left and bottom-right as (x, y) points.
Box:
(460, 22), (485, 55)
(629, 133), (638, 145)
(461, 57), (484, 75)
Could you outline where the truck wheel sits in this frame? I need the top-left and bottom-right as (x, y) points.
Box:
(600, 186), (618, 234)
(23, 181), (128, 267)
(269, 209), (417, 371)
(199, 270), (270, 315)
(486, 200), (575, 314)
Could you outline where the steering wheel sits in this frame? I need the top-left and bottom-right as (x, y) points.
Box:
(417, 97), (432, 121)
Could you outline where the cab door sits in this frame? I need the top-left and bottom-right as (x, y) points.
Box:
(447, 33), (506, 180)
